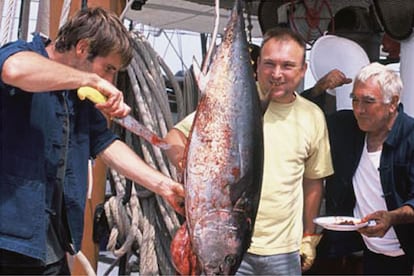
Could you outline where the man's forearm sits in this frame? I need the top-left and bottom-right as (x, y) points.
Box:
(389, 205), (414, 225)
(100, 140), (172, 196)
(2, 51), (97, 92)
(303, 178), (324, 234)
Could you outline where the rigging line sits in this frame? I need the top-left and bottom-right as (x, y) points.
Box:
(120, 0), (134, 21)
(161, 29), (188, 72)
(161, 29), (171, 59)
(202, 0), (220, 75)
(155, 6), (220, 30)
(177, 32), (184, 72)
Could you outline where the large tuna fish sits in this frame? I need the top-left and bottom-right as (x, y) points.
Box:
(170, 0), (264, 275)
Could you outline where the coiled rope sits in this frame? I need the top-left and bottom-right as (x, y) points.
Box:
(102, 30), (200, 275)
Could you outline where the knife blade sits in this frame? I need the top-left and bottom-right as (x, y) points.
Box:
(77, 86), (170, 150)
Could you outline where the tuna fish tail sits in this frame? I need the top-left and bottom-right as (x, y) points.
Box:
(171, 0), (264, 274)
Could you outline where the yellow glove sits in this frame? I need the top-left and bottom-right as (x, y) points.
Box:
(300, 234), (322, 271)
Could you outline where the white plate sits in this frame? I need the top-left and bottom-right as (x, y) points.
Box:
(313, 216), (369, 231)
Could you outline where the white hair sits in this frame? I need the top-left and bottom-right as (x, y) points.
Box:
(355, 62), (403, 103)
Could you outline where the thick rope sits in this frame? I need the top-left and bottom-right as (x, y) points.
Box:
(0, 0), (4, 32)
(1, 0), (17, 46)
(202, 0), (220, 75)
(102, 30), (193, 274)
(139, 197), (158, 274)
(75, 251), (97, 276)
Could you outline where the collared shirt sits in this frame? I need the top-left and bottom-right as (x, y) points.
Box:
(0, 33), (117, 263)
(353, 140), (404, 257)
(321, 105), (414, 261)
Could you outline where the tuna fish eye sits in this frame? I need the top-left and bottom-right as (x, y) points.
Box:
(224, 254), (237, 266)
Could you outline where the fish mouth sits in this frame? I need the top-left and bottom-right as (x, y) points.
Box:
(192, 210), (246, 275)
(203, 254), (238, 276)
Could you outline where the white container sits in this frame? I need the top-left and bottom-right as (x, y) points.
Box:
(309, 35), (370, 111)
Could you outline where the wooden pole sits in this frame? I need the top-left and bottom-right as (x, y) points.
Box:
(48, 0), (60, 40)
(49, 0), (83, 39)
(87, 0), (125, 15)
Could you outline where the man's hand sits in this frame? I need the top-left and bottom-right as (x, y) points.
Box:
(94, 79), (131, 118)
(163, 180), (185, 216)
(300, 234), (322, 271)
(358, 210), (392, 237)
(312, 69), (352, 97)
(359, 206), (414, 238)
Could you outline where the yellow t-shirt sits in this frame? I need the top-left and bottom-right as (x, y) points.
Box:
(174, 112), (194, 137)
(249, 93), (333, 255)
(174, 92), (333, 256)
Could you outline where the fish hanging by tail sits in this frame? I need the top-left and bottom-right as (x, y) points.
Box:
(170, 0), (265, 274)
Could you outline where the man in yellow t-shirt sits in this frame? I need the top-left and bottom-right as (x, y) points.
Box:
(164, 27), (333, 275)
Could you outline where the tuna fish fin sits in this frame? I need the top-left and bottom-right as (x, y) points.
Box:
(192, 57), (208, 95)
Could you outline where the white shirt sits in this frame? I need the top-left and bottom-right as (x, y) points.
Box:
(353, 137), (404, 256)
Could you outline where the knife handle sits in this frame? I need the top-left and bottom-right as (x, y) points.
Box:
(77, 86), (107, 104)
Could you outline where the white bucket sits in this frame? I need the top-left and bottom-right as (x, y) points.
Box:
(309, 35), (370, 110)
